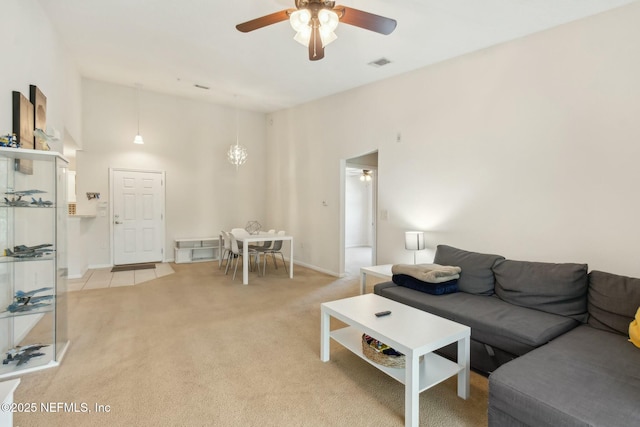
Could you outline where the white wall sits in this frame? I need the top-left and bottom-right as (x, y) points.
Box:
(78, 79), (267, 267)
(68, 217), (90, 278)
(0, 0), (82, 148)
(0, 0), (83, 277)
(267, 3), (640, 278)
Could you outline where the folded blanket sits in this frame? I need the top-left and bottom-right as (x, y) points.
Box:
(391, 263), (461, 283)
(392, 274), (459, 295)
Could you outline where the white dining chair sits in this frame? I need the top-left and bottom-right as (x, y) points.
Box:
(262, 230), (288, 275)
(231, 227), (254, 250)
(220, 230), (232, 271)
(253, 229), (275, 271)
(228, 232), (261, 280)
(257, 229), (275, 250)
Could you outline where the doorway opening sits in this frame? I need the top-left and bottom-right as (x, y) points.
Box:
(343, 151), (378, 277)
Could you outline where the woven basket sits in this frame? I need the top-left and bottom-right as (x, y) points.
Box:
(361, 334), (405, 368)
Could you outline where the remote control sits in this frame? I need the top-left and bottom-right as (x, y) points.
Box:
(375, 310), (391, 317)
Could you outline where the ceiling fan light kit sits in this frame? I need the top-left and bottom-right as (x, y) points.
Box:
(237, 0), (397, 61)
(290, 8), (339, 48)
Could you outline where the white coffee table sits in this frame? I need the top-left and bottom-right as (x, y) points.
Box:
(321, 293), (470, 427)
(360, 264), (393, 294)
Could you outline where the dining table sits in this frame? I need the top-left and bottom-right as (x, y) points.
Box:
(237, 233), (294, 285)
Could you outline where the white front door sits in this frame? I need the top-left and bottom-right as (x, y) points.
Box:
(112, 169), (165, 265)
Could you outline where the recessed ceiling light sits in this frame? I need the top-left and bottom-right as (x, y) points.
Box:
(368, 58), (392, 67)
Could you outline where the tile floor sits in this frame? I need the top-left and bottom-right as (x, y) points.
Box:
(67, 263), (175, 292)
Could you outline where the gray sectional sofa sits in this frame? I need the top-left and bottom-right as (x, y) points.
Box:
(374, 245), (640, 427)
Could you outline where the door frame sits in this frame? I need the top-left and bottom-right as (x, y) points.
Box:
(340, 154), (378, 277)
(109, 167), (166, 266)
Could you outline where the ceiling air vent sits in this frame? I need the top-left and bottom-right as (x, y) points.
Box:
(368, 58), (392, 68)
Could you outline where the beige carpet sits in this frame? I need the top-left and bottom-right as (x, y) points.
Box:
(13, 262), (488, 426)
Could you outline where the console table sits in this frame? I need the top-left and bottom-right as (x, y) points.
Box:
(174, 237), (219, 263)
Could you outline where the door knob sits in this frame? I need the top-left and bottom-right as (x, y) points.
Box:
(115, 221), (123, 224)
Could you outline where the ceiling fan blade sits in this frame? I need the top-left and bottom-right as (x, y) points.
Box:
(308, 23), (325, 61)
(335, 6), (397, 35)
(236, 9), (292, 33)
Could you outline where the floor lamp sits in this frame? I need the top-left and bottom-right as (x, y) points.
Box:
(405, 231), (425, 264)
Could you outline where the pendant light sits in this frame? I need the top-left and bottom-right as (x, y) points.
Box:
(133, 84), (144, 144)
(227, 99), (248, 168)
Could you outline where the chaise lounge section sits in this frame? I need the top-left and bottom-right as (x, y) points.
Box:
(488, 269), (640, 426)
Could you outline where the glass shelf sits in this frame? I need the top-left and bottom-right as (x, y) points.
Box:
(0, 254), (56, 264)
(0, 147), (69, 379)
(0, 304), (54, 320)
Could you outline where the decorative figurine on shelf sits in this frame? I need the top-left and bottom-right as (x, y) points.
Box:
(245, 220), (262, 235)
(2, 344), (49, 366)
(3, 196), (29, 207)
(34, 128), (52, 151)
(6, 287), (54, 313)
(30, 197), (53, 207)
(4, 189), (46, 206)
(3, 243), (54, 258)
(0, 133), (20, 148)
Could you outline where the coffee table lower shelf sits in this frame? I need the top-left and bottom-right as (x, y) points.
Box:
(331, 326), (463, 392)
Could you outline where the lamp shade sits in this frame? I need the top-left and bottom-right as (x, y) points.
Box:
(405, 231), (425, 251)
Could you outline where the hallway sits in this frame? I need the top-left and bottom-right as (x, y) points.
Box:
(344, 246), (373, 278)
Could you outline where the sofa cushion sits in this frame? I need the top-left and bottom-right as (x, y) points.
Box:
(493, 259), (588, 322)
(588, 270), (640, 335)
(433, 245), (504, 295)
(375, 281), (578, 356)
(489, 325), (640, 427)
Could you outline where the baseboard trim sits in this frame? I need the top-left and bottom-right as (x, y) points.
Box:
(87, 263), (113, 270)
(290, 259), (339, 277)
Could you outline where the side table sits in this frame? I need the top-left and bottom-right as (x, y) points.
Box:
(360, 264), (393, 294)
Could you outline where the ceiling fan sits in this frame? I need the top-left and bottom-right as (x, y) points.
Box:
(236, 0), (397, 61)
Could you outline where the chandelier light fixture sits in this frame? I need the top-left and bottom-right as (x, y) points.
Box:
(227, 103), (248, 168)
(133, 84), (144, 145)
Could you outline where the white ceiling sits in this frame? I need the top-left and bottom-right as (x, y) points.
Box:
(37, 0), (634, 113)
